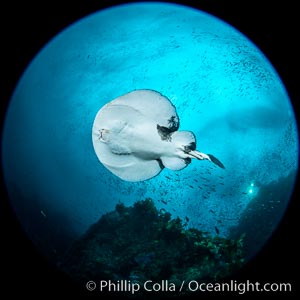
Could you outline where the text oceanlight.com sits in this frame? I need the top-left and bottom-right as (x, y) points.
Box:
(86, 279), (292, 294)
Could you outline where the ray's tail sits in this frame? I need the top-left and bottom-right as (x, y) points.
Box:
(171, 131), (225, 169)
(189, 150), (225, 169)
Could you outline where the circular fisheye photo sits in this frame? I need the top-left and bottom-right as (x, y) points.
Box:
(1, 1), (298, 297)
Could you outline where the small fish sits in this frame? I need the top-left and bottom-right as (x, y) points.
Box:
(215, 226), (220, 234)
(40, 210), (47, 218)
(185, 216), (189, 222)
(165, 176), (171, 180)
(193, 179), (198, 183)
(161, 200), (167, 205)
(242, 192), (247, 195)
(209, 209), (215, 214)
(219, 182), (224, 185)
(188, 185), (194, 188)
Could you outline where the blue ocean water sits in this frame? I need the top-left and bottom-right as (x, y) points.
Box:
(1, 3), (298, 262)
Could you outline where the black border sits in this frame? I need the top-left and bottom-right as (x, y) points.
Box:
(1, 0), (298, 298)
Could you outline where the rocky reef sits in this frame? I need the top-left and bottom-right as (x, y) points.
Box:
(230, 170), (297, 260)
(61, 199), (244, 296)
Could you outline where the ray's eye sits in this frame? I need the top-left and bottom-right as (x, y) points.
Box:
(98, 130), (103, 140)
(98, 129), (109, 142)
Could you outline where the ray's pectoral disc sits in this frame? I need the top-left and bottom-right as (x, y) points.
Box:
(92, 89), (224, 182)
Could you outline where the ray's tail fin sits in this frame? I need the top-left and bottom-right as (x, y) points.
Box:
(189, 150), (225, 169)
(207, 154), (225, 169)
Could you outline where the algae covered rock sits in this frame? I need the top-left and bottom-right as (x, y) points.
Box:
(62, 199), (244, 285)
